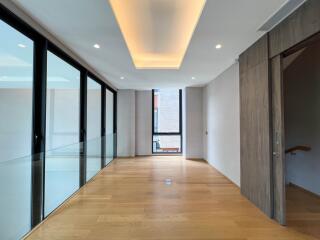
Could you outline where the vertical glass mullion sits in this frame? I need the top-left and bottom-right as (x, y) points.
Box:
(152, 89), (155, 153)
(31, 36), (47, 228)
(113, 91), (117, 158)
(179, 89), (183, 153)
(79, 70), (87, 187)
(101, 86), (106, 168)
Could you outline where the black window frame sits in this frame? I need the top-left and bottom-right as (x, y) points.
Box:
(0, 3), (117, 233)
(152, 89), (183, 154)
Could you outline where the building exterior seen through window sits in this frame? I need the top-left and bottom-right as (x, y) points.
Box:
(152, 89), (182, 153)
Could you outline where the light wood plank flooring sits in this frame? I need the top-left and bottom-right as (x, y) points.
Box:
(287, 185), (320, 239)
(26, 156), (317, 240)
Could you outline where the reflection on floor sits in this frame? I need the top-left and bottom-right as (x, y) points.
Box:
(287, 184), (320, 239)
(26, 156), (316, 240)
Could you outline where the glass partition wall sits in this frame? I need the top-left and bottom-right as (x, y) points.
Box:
(0, 18), (34, 240)
(86, 77), (102, 181)
(45, 51), (81, 216)
(105, 88), (114, 165)
(0, 5), (116, 239)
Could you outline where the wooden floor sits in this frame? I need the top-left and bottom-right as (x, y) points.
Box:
(26, 156), (318, 240)
(287, 185), (320, 239)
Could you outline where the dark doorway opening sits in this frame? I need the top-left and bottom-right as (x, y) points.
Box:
(282, 36), (320, 239)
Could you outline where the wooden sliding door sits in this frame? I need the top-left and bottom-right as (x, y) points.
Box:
(239, 35), (272, 217)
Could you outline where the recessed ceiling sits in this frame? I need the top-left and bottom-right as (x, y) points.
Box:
(10, 0), (288, 89)
(109, 0), (206, 69)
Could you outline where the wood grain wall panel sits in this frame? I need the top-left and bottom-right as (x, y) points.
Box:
(240, 35), (272, 217)
(269, 0), (320, 58)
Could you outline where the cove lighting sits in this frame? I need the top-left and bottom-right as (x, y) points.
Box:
(109, 0), (206, 69)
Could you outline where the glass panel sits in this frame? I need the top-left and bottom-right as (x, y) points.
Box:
(45, 51), (80, 216)
(44, 143), (80, 216)
(105, 89), (114, 164)
(86, 78), (101, 181)
(0, 19), (33, 239)
(105, 133), (114, 165)
(153, 135), (181, 153)
(153, 89), (180, 133)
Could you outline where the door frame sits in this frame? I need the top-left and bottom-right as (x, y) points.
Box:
(271, 31), (320, 225)
(271, 54), (286, 225)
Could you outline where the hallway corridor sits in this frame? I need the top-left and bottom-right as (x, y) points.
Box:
(26, 157), (315, 240)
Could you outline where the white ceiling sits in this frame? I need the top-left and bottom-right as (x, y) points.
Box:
(11, 0), (287, 90)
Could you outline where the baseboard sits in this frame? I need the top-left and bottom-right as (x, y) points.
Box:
(152, 154), (182, 156)
(186, 158), (207, 162)
(205, 160), (240, 189)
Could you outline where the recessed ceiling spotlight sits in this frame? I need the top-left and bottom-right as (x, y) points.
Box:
(215, 44), (222, 49)
(18, 43), (26, 48)
(93, 44), (100, 49)
(120, 76), (125, 80)
(191, 77), (196, 80)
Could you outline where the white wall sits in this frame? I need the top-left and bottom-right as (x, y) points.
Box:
(117, 90), (135, 157)
(185, 87), (203, 159)
(203, 63), (240, 186)
(119, 89), (184, 156)
(135, 91), (152, 155)
(284, 44), (320, 195)
(117, 90), (152, 157)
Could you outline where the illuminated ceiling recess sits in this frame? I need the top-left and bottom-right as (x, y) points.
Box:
(109, 0), (206, 69)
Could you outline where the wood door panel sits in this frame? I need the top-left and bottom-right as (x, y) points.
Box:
(240, 35), (272, 217)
